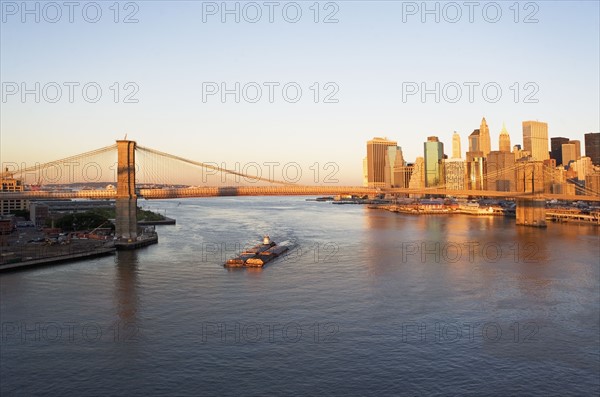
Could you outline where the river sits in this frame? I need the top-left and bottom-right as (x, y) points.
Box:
(1, 197), (598, 396)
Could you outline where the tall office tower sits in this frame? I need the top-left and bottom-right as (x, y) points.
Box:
(574, 157), (593, 182)
(452, 131), (461, 159)
(469, 129), (480, 152)
(584, 132), (600, 165)
(568, 140), (581, 160)
(499, 123), (511, 152)
(486, 151), (516, 191)
(362, 157), (368, 187)
(465, 151), (486, 190)
(444, 159), (466, 190)
(424, 136), (444, 187)
(408, 157), (425, 190)
(366, 137), (397, 188)
(561, 143), (577, 167)
(391, 147), (405, 187)
(522, 121), (549, 160)
(395, 163), (414, 189)
(550, 137), (570, 165)
(384, 146), (404, 187)
(479, 117), (491, 157)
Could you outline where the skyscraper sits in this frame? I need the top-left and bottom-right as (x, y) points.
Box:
(585, 132), (600, 165)
(408, 157), (425, 190)
(384, 146), (404, 187)
(550, 137), (569, 165)
(452, 131), (461, 159)
(479, 117), (491, 157)
(424, 136), (444, 187)
(362, 157), (368, 187)
(465, 151), (486, 190)
(562, 143), (577, 166)
(469, 129), (480, 152)
(568, 140), (581, 160)
(523, 121), (549, 160)
(366, 137), (397, 188)
(499, 123), (511, 152)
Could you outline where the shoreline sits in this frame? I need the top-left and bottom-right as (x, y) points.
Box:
(0, 247), (116, 272)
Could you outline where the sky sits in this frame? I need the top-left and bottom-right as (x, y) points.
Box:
(1, 0), (599, 185)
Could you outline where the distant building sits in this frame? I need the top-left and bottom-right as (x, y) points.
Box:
(452, 131), (461, 159)
(29, 202), (49, 227)
(362, 157), (368, 187)
(468, 129), (480, 153)
(366, 137), (398, 188)
(444, 158), (466, 191)
(424, 136), (444, 187)
(561, 143), (577, 168)
(550, 137), (569, 165)
(465, 151), (486, 190)
(522, 121), (549, 160)
(394, 163), (414, 189)
(513, 144), (531, 161)
(384, 146), (404, 187)
(568, 140), (581, 160)
(584, 132), (600, 165)
(586, 170), (600, 195)
(574, 157), (593, 182)
(1, 170), (28, 216)
(409, 157), (425, 191)
(486, 151), (516, 192)
(498, 123), (511, 153)
(479, 117), (491, 158)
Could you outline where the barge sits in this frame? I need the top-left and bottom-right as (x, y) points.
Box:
(224, 236), (290, 268)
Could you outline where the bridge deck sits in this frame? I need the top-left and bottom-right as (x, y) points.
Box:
(1, 187), (599, 202)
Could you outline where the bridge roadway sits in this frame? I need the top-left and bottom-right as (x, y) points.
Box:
(1, 186), (600, 201)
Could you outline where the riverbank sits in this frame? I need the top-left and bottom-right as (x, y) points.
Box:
(0, 245), (115, 272)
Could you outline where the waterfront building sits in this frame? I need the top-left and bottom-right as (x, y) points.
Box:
(1, 170), (27, 216)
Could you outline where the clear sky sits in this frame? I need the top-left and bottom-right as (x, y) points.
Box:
(1, 0), (599, 185)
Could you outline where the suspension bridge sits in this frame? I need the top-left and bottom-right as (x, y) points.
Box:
(2, 140), (599, 244)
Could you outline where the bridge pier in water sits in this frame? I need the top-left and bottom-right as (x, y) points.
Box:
(115, 140), (138, 241)
(515, 198), (547, 228)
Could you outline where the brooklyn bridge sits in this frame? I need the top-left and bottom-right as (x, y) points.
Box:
(2, 140), (599, 243)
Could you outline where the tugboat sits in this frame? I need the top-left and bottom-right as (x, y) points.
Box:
(224, 235), (290, 268)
